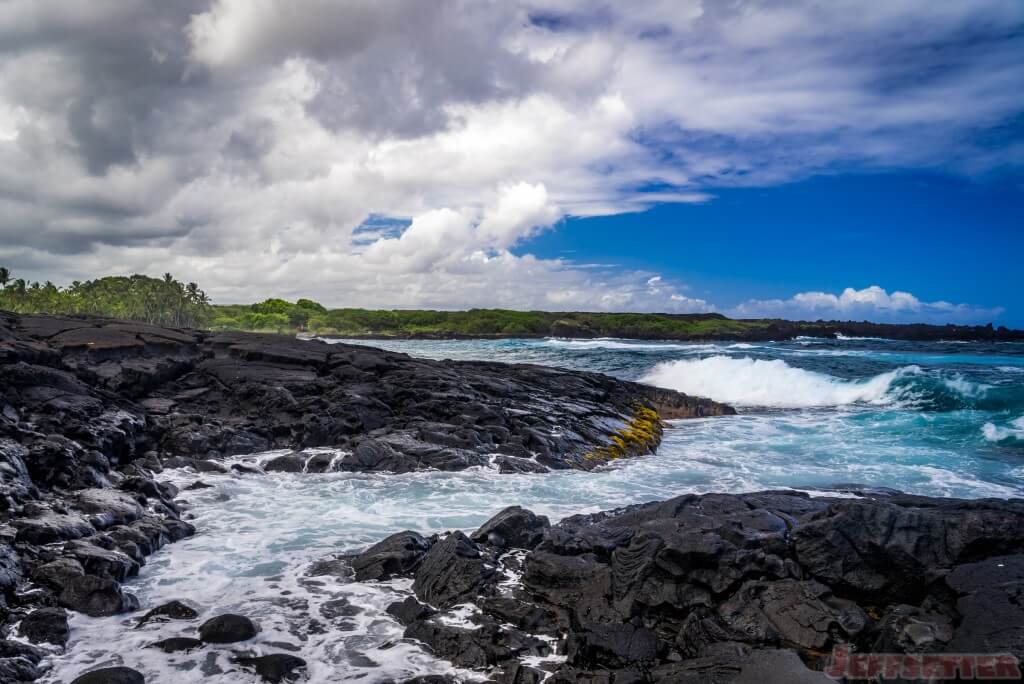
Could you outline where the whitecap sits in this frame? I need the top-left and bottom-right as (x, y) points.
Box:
(639, 355), (916, 408)
(982, 415), (1024, 443)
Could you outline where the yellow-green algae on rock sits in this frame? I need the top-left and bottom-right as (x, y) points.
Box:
(583, 406), (664, 465)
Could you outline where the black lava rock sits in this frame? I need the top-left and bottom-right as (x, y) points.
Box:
(235, 653), (307, 683)
(198, 613), (259, 643)
(70, 666), (145, 684)
(17, 607), (70, 646)
(471, 506), (550, 550)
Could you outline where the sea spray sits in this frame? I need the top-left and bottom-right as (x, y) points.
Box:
(639, 355), (915, 408)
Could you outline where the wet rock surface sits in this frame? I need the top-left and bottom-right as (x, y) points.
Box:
(0, 312), (727, 680)
(70, 666), (145, 684)
(347, 491), (1024, 683)
(198, 613), (259, 643)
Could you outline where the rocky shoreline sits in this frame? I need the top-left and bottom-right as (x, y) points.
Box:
(318, 318), (1024, 343)
(0, 312), (729, 682)
(2, 312), (1022, 683)
(343, 490), (1024, 683)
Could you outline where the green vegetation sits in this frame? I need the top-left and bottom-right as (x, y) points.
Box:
(584, 406), (663, 464)
(0, 268), (210, 328)
(3, 267), (1012, 340)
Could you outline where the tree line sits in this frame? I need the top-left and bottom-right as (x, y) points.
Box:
(0, 267), (211, 329)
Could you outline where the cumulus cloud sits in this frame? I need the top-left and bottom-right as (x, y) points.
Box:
(0, 0), (1021, 313)
(730, 286), (1004, 324)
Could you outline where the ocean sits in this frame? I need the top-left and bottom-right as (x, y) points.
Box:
(43, 336), (1024, 682)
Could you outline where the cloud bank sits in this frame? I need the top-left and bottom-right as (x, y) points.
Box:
(0, 0), (1020, 318)
(730, 286), (1005, 324)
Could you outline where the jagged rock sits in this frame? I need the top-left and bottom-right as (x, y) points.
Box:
(404, 611), (549, 669)
(263, 453), (307, 473)
(348, 492), (1024, 683)
(63, 539), (140, 581)
(946, 554), (1024, 655)
(0, 542), (21, 594)
(193, 459), (229, 473)
(148, 637), (204, 653)
(566, 622), (661, 669)
(471, 506), (550, 550)
(719, 579), (865, 650)
(235, 653), (307, 683)
(70, 666), (145, 684)
(413, 531), (496, 609)
(349, 531), (433, 581)
(136, 599), (199, 627)
(198, 613), (259, 643)
(0, 640), (47, 663)
(792, 497), (1024, 602)
(0, 438), (34, 510)
(0, 657), (40, 683)
(59, 574), (139, 617)
(30, 556), (86, 591)
(17, 607), (70, 646)
(14, 512), (94, 544)
(386, 597), (437, 626)
(493, 455), (549, 474)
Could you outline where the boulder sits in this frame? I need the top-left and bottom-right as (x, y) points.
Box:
(18, 607), (70, 646)
(235, 653), (307, 683)
(59, 574), (139, 617)
(413, 531), (496, 609)
(70, 666), (145, 684)
(263, 453), (307, 473)
(136, 599), (199, 627)
(148, 637), (204, 653)
(349, 531), (433, 581)
(471, 506), (550, 550)
(198, 614), (259, 643)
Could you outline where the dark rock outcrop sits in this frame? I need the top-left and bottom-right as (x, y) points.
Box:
(148, 636), (204, 653)
(235, 653), (307, 683)
(347, 491), (1024, 683)
(348, 530), (433, 582)
(0, 311), (727, 681)
(70, 666), (145, 684)
(17, 607), (70, 646)
(198, 613), (259, 643)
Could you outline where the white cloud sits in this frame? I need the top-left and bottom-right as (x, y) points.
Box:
(0, 0), (1020, 315)
(731, 286), (1004, 324)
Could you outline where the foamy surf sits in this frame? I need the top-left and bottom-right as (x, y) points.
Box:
(982, 415), (1024, 443)
(639, 355), (916, 408)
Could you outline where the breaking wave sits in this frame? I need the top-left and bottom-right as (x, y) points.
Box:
(640, 355), (1021, 411)
(640, 356), (911, 408)
(982, 416), (1024, 443)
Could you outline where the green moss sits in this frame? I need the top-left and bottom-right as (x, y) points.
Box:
(583, 406), (663, 465)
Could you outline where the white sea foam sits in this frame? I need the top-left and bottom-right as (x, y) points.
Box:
(542, 338), (712, 351)
(640, 355), (916, 408)
(834, 334), (894, 341)
(982, 415), (1024, 443)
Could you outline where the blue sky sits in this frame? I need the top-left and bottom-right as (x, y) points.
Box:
(521, 172), (1024, 325)
(1, 1), (1023, 325)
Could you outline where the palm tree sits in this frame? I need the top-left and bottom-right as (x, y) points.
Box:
(0, 266), (9, 288)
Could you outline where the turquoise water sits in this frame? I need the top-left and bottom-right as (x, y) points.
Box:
(325, 335), (1024, 498)
(42, 335), (1024, 683)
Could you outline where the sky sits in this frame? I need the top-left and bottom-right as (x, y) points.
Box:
(0, 0), (1022, 325)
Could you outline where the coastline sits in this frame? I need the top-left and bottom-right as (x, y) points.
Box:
(2, 312), (1023, 683)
